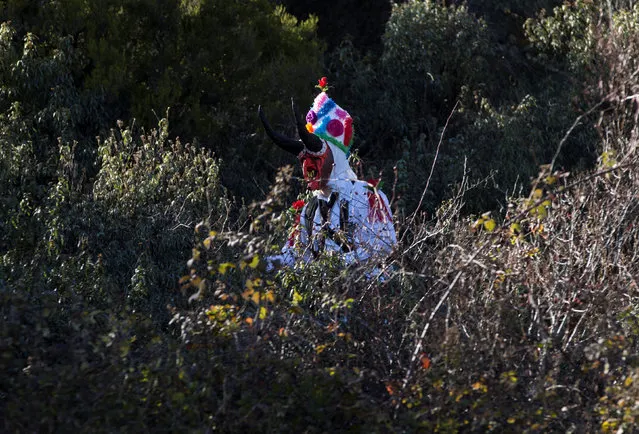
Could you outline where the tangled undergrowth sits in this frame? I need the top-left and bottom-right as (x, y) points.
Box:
(171, 136), (638, 431)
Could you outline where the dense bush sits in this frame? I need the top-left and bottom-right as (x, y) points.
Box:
(322, 1), (599, 215)
(0, 21), (105, 255)
(1, 116), (231, 430)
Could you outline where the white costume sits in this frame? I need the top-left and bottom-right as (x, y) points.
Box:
(259, 78), (397, 273)
(268, 143), (397, 271)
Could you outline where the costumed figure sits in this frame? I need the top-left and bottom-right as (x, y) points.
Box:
(259, 77), (397, 274)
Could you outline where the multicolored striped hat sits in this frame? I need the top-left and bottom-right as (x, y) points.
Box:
(304, 77), (354, 156)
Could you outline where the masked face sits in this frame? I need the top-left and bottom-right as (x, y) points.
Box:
(299, 145), (334, 191)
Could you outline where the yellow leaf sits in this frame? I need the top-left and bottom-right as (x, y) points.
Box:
(533, 188), (543, 199)
(624, 376), (633, 387)
(544, 175), (557, 185)
(251, 292), (260, 304)
(249, 255), (260, 269)
(292, 289), (303, 305)
(507, 417), (516, 424)
(483, 218), (496, 232)
(264, 290), (275, 303)
(203, 237), (211, 249)
(535, 205), (547, 219)
(471, 381), (488, 393)
(218, 262), (235, 274)
(259, 306), (268, 319)
(526, 247), (540, 257)
(501, 371), (518, 384)
(241, 288), (253, 300)
(602, 419), (619, 432)
(602, 151), (617, 168)
(240, 255), (262, 271)
(245, 278), (262, 293)
(209, 230), (218, 238)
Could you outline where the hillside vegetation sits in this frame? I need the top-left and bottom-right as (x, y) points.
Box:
(2, 0), (639, 431)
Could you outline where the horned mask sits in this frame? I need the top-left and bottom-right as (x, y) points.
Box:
(259, 79), (356, 191)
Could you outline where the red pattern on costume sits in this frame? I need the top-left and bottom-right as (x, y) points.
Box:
(343, 116), (353, 146)
(287, 200), (305, 246)
(366, 179), (391, 223)
(287, 214), (302, 246)
(367, 192), (391, 223)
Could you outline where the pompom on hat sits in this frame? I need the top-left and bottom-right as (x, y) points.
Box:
(305, 77), (354, 156)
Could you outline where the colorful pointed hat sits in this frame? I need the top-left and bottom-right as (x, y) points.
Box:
(304, 77), (354, 155)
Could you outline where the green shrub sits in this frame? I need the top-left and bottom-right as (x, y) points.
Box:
(524, 0), (600, 75)
(0, 21), (105, 255)
(47, 117), (229, 315)
(381, 1), (496, 131)
(326, 1), (598, 214)
(1, 117), (232, 430)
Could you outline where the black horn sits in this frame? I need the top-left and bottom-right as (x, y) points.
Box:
(291, 98), (324, 153)
(258, 105), (304, 155)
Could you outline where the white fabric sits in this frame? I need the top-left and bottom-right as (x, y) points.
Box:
(326, 142), (357, 185)
(267, 146), (397, 272)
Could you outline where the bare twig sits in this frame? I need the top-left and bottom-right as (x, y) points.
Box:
(403, 101), (460, 238)
(399, 239), (489, 398)
(550, 100), (606, 173)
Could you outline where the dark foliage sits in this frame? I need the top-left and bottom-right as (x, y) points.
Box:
(277, 0), (397, 52)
